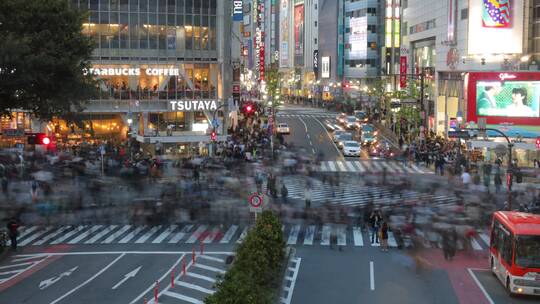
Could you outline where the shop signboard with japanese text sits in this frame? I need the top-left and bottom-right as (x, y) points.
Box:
(349, 17), (367, 60)
(294, 4), (304, 66)
(233, 1), (243, 21)
(279, 0), (290, 68)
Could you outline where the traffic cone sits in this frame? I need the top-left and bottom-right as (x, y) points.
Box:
(154, 281), (159, 304)
(192, 248), (196, 264)
(143, 297), (147, 304)
(200, 242), (204, 255)
(171, 270), (175, 287)
(182, 257), (186, 275)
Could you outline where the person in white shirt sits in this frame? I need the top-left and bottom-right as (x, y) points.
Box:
(461, 170), (471, 188)
(505, 87), (537, 117)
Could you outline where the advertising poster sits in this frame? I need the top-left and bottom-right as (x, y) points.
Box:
(294, 4), (304, 66)
(279, 0), (289, 68)
(349, 17), (367, 60)
(321, 56), (330, 79)
(476, 81), (540, 118)
(233, 0), (243, 21)
(468, 0), (523, 54)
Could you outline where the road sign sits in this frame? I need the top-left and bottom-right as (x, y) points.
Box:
(248, 193), (263, 212)
(448, 130), (470, 139)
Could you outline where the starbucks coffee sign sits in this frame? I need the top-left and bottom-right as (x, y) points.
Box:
(169, 100), (218, 111)
(84, 67), (181, 76)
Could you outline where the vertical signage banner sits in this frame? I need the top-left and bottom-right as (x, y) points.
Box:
(349, 17), (368, 60)
(279, 0), (289, 68)
(447, 0), (457, 44)
(233, 0), (243, 21)
(399, 56), (407, 89)
(321, 56), (330, 79)
(313, 50), (319, 77)
(294, 4), (304, 66)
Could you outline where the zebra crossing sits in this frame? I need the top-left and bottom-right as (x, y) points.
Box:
(276, 113), (336, 119)
(318, 160), (433, 175)
(277, 175), (458, 207)
(9, 223), (489, 251)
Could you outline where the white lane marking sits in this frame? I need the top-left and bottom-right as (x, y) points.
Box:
(193, 263), (226, 274)
(387, 231), (398, 247)
(102, 225), (132, 244)
(33, 226), (71, 246)
(175, 281), (214, 294)
(151, 225), (178, 244)
(19, 227), (53, 246)
(50, 253), (125, 304)
(371, 162), (383, 172)
(471, 237), (483, 251)
(287, 225), (301, 245)
(336, 161), (348, 172)
(370, 261), (375, 291)
(0, 269), (24, 275)
(0, 261), (34, 270)
(220, 225), (238, 244)
(186, 225), (208, 244)
(129, 254), (186, 304)
(198, 254), (225, 263)
(111, 266), (141, 290)
(237, 227), (249, 244)
(16, 226), (38, 240)
(369, 232), (380, 247)
(337, 226), (346, 246)
(299, 117), (309, 133)
(327, 161), (337, 172)
(353, 161), (366, 173)
(479, 232), (490, 246)
(38, 266), (78, 290)
(467, 268), (495, 304)
(14, 251), (234, 257)
(353, 227), (364, 247)
(68, 225), (104, 244)
(303, 225), (315, 245)
(282, 257), (301, 304)
(161, 291), (203, 304)
(203, 227), (221, 244)
(169, 225), (194, 244)
(319, 161), (329, 171)
(311, 117), (343, 159)
(135, 226), (162, 244)
(345, 161), (356, 172)
(186, 272), (216, 283)
(50, 226), (86, 244)
(85, 225), (118, 244)
(119, 226), (147, 244)
(11, 255), (47, 262)
(321, 225), (331, 246)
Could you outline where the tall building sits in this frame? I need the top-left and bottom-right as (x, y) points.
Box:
(317, 0), (343, 101)
(64, 0), (233, 156)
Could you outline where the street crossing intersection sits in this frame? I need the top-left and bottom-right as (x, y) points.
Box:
(317, 160), (432, 174)
(6, 223), (488, 251)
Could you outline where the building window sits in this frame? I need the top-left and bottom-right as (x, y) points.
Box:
(461, 8), (468, 20)
(315, 21), (317, 27)
(314, 38), (317, 44)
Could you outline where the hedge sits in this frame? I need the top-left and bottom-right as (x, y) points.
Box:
(205, 210), (285, 304)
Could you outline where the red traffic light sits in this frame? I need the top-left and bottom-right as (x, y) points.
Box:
(41, 136), (51, 145)
(27, 133), (51, 145)
(210, 131), (217, 141)
(246, 105), (253, 112)
(536, 137), (540, 149)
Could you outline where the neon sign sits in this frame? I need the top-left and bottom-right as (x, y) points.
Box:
(498, 73), (516, 81)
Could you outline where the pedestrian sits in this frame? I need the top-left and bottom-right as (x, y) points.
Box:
(461, 169), (471, 188)
(483, 162), (492, 192)
(281, 183), (288, 204)
(255, 171), (263, 193)
(380, 221), (389, 252)
(304, 187), (312, 209)
(30, 179), (39, 202)
(1, 176), (8, 195)
(494, 164), (502, 193)
(7, 218), (18, 251)
(369, 209), (382, 244)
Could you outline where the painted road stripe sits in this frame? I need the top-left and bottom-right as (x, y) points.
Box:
(186, 225), (207, 244)
(336, 161), (348, 172)
(152, 225), (178, 244)
(327, 161), (337, 172)
(193, 263), (226, 274)
(68, 225), (104, 244)
(203, 227), (221, 244)
(175, 281), (214, 294)
(186, 272), (216, 283)
(168, 225), (193, 244)
(303, 225), (315, 245)
(371, 161), (383, 172)
(353, 227), (364, 246)
(161, 291), (203, 304)
(321, 225), (331, 246)
(19, 227), (53, 246)
(0, 261), (34, 270)
(319, 161), (328, 171)
(287, 225), (301, 245)
(479, 232), (490, 246)
(369, 231), (380, 247)
(337, 226), (346, 246)
(135, 226), (162, 244)
(236, 227), (249, 244)
(119, 226), (147, 244)
(370, 261), (375, 290)
(220, 225), (238, 244)
(198, 255), (225, 263)
(33, 226), (71, 245)
(85, 225), (118, 244)
(471, 237), (483, 251)
(353, 161), (366, 173)
(102, 225), (131, 244)
(388, 231), (398, 247)
(50, 226), (86, 244)
(345, 161), (356, 172)
(17, 226), (38, 240)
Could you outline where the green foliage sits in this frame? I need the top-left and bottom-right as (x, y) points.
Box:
(206, 211), (285, 304)
(266, 68), (280, 102)
(0, 0), (96, 119)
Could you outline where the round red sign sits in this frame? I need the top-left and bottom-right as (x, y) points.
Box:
(248, 193), (263, 208)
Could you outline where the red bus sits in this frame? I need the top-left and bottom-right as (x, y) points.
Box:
(490, 211), (540, 296)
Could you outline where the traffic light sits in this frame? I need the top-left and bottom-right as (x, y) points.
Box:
(27, 133), (51, 145)
(210, 130), (217, 141)
(242, 102), (256, 115)
(536, 137), (540, 150)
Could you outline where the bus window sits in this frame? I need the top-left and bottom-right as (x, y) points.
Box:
(501, 232), (513, 266)
(515, 235), (540, 268)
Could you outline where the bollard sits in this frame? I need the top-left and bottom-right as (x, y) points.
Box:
(171, 270), (175, 287)
(182, 257), (186, 275)
(192, 248), (196, 264)
(200, 242), (204, 255)
(154, 281), (159, 304)
(144, 297), (147, 304)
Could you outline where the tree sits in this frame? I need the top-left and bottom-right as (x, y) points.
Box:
(0, 0), (96, 119)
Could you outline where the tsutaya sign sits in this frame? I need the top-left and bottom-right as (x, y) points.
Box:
(84, 67), (180, 76)
(169, 100), (218, 111)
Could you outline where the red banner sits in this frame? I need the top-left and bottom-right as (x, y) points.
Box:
(399, 56), (407, 89)
(259, 33), (265, 81)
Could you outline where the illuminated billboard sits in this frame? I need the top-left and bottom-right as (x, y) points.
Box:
(279, 0), (290, 68)
(349, 17), (367, 60)
(476, 81), (540, 118)
(294, 4), (304, 66)
(467, 0), (523, 54)
(321, 56), (330, 79)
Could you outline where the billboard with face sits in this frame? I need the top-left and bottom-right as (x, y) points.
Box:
(294, 4), (304, 66)
(476, 81), (540, 118)
(279, 0), (289, 68)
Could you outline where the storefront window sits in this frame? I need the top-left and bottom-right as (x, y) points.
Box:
(149, 112), (186, 132)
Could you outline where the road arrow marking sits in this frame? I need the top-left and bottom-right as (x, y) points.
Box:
(39, 266), (78, 290)
(112, 266), (141, 290)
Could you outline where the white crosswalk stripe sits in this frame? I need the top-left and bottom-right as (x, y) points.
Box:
(68, 225), (104, 244)
(102, 225), (132, 244)
(118, 226), (146, 243)
(50, 226), (86, 244)
(33, 226), (71, 246)
(303, 225), (315, 245)
(337, 226), (346, 246)
(353, 227), (364, 246)
(287, 225), (301, 245)
(316, 160), (433, 175)
(203, 227), (221, 243)
(152, 225), (178, 244)
(236, 227), (249, 244)
(168, 225), (193, 244)
(19, 227), (53, 246)
(135, 225), (162, 243)
(220, 225), (238, 244)
(276, 113), (336, 119)
(186, 225), (207, 244)
(85, 225), (118, 244)
(321, 225), (331, 246)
